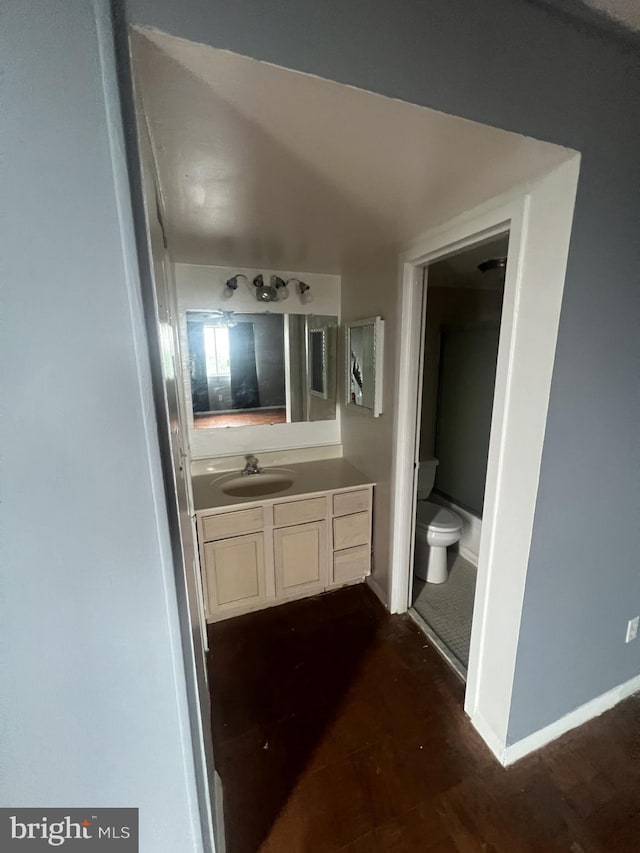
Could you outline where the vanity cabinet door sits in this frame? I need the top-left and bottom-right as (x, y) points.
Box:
(274, 521), (328, 598)
(203, 532), (266, 616)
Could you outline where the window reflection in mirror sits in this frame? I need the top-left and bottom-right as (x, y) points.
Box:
(185, 311), (337, 429)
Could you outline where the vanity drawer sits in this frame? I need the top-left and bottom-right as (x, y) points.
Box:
(201, 507), (264, 542)
(332, 511), (370, 550)
(333, 489), (370, 517)
(273, 496), (327, 527)
(332, 544), (370, 584)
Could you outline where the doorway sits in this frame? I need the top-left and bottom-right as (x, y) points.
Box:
(390, 161), (580, 761)
(411, 234), (509, 680)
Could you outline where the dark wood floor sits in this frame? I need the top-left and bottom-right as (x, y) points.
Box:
(208, 585), (640, 852)
(195, 409), (287, 428)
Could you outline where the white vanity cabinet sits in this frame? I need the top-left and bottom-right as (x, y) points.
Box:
(196, 482), (374, 623)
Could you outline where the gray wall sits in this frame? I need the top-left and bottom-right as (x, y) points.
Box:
(420, 286), (504, 516)
(1, 2), (202, 848)
(126, 0), (640, 742)
(434, 326), (500, 516)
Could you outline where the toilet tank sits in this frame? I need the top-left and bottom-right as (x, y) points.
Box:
(417, 457), (439, 498)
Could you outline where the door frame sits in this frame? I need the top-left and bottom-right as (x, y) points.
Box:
(110, 10), (217, 850)
(389, 157), (580, 762)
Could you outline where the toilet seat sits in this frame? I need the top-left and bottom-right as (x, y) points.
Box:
(416, 500), (462, 533)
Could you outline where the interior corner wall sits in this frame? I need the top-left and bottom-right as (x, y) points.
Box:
(340, 250), (400, 601)
(127, 0), (640, 742)
(1, 3), (202, 849)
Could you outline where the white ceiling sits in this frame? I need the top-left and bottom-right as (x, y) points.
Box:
(132, 29), (572, 275)
(579, 0), (640, 30)
(428, 235), (510, 291)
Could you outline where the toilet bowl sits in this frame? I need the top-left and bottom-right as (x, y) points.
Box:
(414, 501), (462, 584)
(413, 457), (462, 584)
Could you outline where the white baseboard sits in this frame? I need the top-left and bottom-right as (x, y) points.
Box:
(366, 573), (389, 609)
(503, 673), (640, 766)
(458, 544), (479, 566)
(469, 711), (509, 765)
(472, 674), (640, 767)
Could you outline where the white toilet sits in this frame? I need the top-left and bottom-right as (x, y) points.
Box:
(414, 458), (462, 584)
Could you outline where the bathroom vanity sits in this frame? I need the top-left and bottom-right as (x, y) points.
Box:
(192, 459), (375, 622)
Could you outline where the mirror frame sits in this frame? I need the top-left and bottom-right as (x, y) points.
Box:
(344, 316), (385, 418)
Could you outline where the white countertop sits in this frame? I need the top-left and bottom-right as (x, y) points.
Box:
(192, 458), (375, 512)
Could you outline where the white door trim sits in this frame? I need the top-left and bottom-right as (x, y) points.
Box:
(389, 156), (581, 758)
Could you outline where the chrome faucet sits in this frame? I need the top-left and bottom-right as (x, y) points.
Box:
(242, 455), (262, 476)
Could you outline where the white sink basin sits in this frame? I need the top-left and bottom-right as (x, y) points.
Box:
(218, 469), (294, 498)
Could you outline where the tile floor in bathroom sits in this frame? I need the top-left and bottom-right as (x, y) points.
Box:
(412, 552), (477, 674)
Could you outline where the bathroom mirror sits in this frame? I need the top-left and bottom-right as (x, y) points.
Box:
(185, 311), (337, 429)
(345, 316), (384, 417)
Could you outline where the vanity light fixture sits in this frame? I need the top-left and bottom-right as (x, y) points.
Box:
(225, 273), (247, 292)
(225, 273), (310, 303)
(253, 274), (271, 302)
(271, 275), (289, 300)
(288, 278), (313, 304)
(252, 274), (290, 302)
